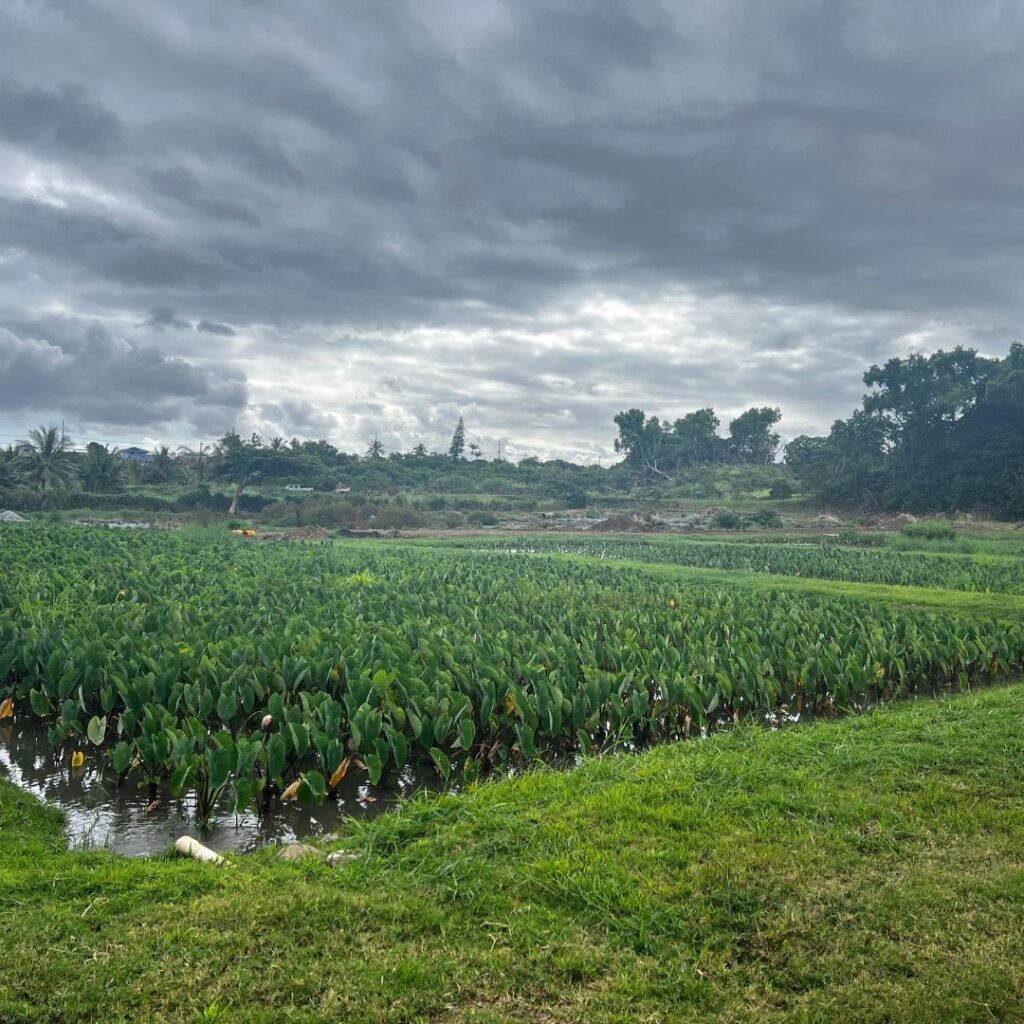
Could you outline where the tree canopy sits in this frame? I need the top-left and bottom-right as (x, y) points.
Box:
(613, 404), (783, 484)
(786, 344), (1024, 517)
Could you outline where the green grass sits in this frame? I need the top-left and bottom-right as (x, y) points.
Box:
(385, 537), (1024, 620)
(562, 554), (1024, 620)
(3, 683), (1024, 1023)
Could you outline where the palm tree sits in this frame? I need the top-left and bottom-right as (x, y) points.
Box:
(80, 443), (123, 493)
(146, 446), (178, 483)
(0, 446), (22, 490)
(176, 443), (211, 484)
(365, 435), (385, 460)
(15, 425), (77, 492)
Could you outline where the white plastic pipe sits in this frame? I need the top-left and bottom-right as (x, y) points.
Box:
(174, 835), (227, 865)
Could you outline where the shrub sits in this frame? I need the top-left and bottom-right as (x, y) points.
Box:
(750, 509), (782, 528)
(467, 510), (499, 526)
(768, 480), (795, 499)
(711, 509), (745, 530)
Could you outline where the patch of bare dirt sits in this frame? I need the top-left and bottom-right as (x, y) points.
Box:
(589, 512), (662, 532)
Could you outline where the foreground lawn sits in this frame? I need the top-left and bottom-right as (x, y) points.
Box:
(3, 685), (1024, 1023)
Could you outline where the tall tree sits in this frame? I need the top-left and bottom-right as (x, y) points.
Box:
(448, 417), (466, 461)
(213, 435), (313, 515)
(146, 445), (178, 484)
(672, 408), (720, 465)
(15, 425), (77, 492)
(728, 407), (781, 464)
(81, 443), (123, 493)
(365, 435), (385, 460)
(613, 410), (673, 482)
(176, 442), (211, 484)
(0, 445), (22, 490)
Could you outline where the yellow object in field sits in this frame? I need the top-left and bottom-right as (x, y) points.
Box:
(242, 529), (256, 537)
(0, 696), (13, 719)
(229, 529), (244, 535)
(71, 750), (85, 768)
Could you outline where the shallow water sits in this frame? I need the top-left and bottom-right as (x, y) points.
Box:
(0, 718), (446, 856)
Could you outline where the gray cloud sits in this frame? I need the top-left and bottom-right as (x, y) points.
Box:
(196, 319), (236, 336)
(0, 323), (247, 437)
(258, 399), (339, 438)
(0, 80), (122, 155)
(143, 306), (191, 331)
(0, 1), (1021, 454)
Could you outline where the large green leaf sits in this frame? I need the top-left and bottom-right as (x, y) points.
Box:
(266, 733), (286, 780)
(86, 715), (106, 746)
(428, 746), (451, 782)
(110, 741), (133, 774)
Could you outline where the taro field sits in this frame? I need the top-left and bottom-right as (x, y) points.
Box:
(1, 524), (1023, 825)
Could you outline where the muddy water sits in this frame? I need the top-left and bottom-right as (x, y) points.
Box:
(0, 718), (447, 857)
(1, 700), (839, 858)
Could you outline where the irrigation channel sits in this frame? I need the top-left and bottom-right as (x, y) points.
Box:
(1, 701), (826, 856)
(0, 718), (445, 855)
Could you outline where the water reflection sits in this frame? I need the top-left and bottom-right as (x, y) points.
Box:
(0, 718), (446, 857)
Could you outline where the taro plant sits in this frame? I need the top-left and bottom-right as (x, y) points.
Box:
(0, 525), (1022, 822)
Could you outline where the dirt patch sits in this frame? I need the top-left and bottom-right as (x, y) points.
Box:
(288, 525), (330, 540)
(589, 513), (662, 532)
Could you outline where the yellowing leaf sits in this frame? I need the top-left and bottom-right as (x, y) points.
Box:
(0, 696), (13, 719)
(328, 757), (351, 789)
(71, 750), (85, 768)
(280, 779), (301, 802)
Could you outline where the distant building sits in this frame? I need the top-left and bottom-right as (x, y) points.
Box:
(334, 482), (351, 493)
(117, 447), (153, 464)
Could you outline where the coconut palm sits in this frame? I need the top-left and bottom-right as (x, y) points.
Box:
(81, 443), (123, 493)
(176, 443), (212, 484)
(146, 446), (179, 484)
(15, 426), (77, 492)
(0, 446), (22, 489)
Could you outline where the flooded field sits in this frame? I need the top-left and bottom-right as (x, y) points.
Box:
(0, 718), (444, 856)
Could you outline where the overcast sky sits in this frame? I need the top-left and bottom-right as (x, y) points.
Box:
(0, 1), (1021, 460)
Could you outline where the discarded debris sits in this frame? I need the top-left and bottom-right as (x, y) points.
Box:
(275, 843), (323, 862)
(326, 851), (359, 868)
(174, 836), (228, 865)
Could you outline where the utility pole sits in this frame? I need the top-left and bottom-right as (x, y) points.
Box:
(497, 438), (503, 462)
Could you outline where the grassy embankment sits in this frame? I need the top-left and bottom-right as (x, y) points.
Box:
(3, 683), (1024, 1023)
(387, 535), (1024, 621)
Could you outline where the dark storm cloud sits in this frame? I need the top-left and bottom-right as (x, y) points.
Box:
(0, 80), (122, 154)
(0, 323), (248, 434)
(196, 319), (236, 337)
(143, 306), (191, 331)
(0, 1), (1021, 452)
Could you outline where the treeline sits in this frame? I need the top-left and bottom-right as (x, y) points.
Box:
(0, 425), (603, 514)
(607, 343), (1024, 518)
(611, 406), (783, 482)
(2, 344), (1022, 519)
(786, 344), (1024, 518)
